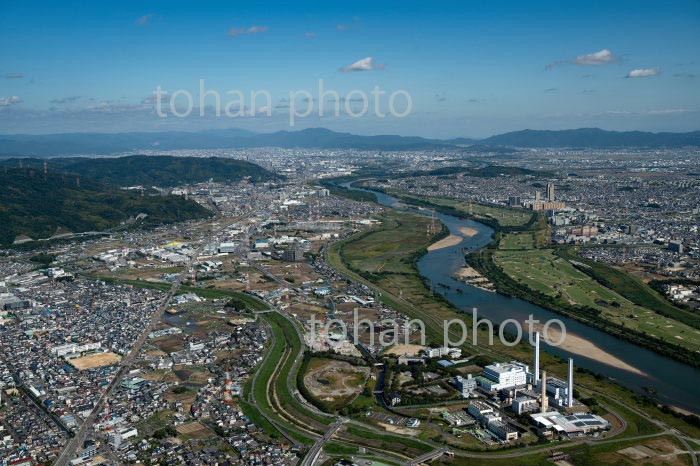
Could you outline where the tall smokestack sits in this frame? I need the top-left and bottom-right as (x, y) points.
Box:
(534, 332), (540, 383)
(567, 358), (574, 408)
(541, 370), (548, 413)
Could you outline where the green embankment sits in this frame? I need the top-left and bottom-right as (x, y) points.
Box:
(247, 312), (315, 444)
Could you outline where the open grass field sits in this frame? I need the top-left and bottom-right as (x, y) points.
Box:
(334, 210), (467, 346)
(498, 231), (537, 250)
(427, 435), (695, 466)
(342, 210), (434, 275)
(176, 421), (211, 440)
(336, 209), (577, 367)
(246, 311), (334, 445)
(493, 248), (700, 352)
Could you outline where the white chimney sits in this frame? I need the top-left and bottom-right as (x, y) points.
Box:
(541, 370), (548, 413)
(567, 358), (574, 408)
(534, 332), (540, 383)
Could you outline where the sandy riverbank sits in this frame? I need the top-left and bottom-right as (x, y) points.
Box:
(453, 266), (496, 292)
(428, 234), (463, 251)
(530, 324), (646, 376)
(458, 226), (479, 237)
(454, 266), (482, 279)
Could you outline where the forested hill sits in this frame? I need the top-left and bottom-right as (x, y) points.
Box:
(0, 168), (212, 246)
(0, 155), (278, 186)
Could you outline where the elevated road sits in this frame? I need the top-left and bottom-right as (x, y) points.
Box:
(406, 447), (449, 465)
(301, 419), (346, 466)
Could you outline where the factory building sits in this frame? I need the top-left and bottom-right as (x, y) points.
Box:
(468, 401), (519, 441)
(512, 396), (539, 415)
(217, 242), (238, 254)
(489, 420), (519, 441)
(531, 412), (610, 438)
(452, 374), (477, 398)
(468, 400), (501, 426)
(477, 361), (528, 391)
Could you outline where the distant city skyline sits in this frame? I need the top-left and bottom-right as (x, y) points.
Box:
(1, 0), (699, 137)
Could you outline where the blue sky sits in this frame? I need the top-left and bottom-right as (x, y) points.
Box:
(1, 0), (699, 137)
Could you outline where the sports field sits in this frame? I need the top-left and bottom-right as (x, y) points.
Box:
(498, 231), (537, 249)
(69, 351), (121, 370)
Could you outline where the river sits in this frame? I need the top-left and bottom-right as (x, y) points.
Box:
(342, 182), (700, 413)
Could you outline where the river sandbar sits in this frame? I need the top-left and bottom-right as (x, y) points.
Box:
(428, 234), (463, 251)
(458, 226), (479, 237)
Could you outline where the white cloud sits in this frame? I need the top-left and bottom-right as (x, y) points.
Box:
(645, 108), (687, 115)
(626, 68), (660, 78)
(227, 25), (269, 37)
(338, 17), (361, 31)
(4, 73), (24, 79)
(0, 96), (22, 108)
(574, 49), (620, 65)
(604, 108), (687, 116)
(135, 14), (154, 26)
(340, 57), (385, 72)
(50, 96), (82, 105)
(547, 48), (621, 69)
(142, 93), (171, 104)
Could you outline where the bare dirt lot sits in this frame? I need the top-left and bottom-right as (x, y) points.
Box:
(611, 438), (690, 466)
(385, 343), (426, 356)
(176, 422), (211, 440)
(303, 358), (370, 403)
(69, 351), (121, 370)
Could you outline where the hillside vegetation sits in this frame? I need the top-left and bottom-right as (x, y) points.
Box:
(0, 168), (211, 245)
(1, 155), (278, 186)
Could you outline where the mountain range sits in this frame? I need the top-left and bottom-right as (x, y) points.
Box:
(2, 127), (699, 156)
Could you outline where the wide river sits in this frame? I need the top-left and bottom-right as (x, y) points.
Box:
(343, 182), (700, 413)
